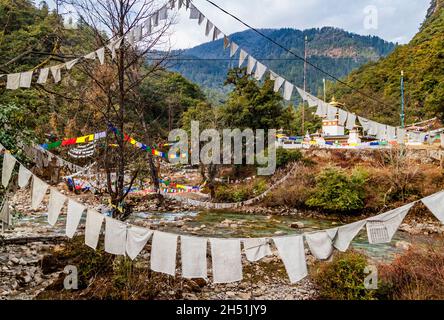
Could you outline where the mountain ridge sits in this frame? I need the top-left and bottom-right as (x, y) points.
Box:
(169, 27), (396, 95)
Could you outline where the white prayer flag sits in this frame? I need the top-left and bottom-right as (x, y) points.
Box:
(31, 176), (49, 210)
(104, 217), (127, 255)
(213, 27), (221, 41)
(151, 231), (178, 276)
(17, 164), (32, 189)
(134, 25), (143, 42)
(210, 238), (243, 284)
(273, 76), (285, 92)
(66, 199), (86, 238)
(230, 42), (239, 58)
(181, 236), (208, 279)
(283, 81), (294, 101)
(159, 7), (168, 20)
(422, 191), (444, 224)
(19, 71), (33, 88)
(338, 109), (348, 126)
(346, 113), (357, 130)
(316, 102), (328, 117)
(37, 68), (49, 84)
(2, 153), (17, 188)
(270, 71), (278, 81)
(377, 124), (387, 140)
(306, 92), (321, 108)
(386, 126), (396, 141)
(0, 198), (10, 225)
(152, 11), (159, 27)
(273, 235), (308, 284)
(6, 73), (20, 90)
(85, 209), (104, 250)
(189, 4), (199, 19)
(96, 48), (105, 65)
(83, 51), (96, 60)
(144, 18), (152, 34)
(198, 13), (205, 25)
(50, 65), (63, 83)
(326, 105), (338, 120)
(334, 220), (367, 252)
(296, 87), (307, 101)
(358, 117), (370, 132)
(305, 229), (338, 260)
(243, 238), (272, 262)
(223, 36), (230, 50)
(65, 59), (79, 70)
(205, 20), (213, 37)
(247, 56), (257, 74)
(107, 37), (123, 59)
(239, 49), (248, 67)
(47, 189), (67, 226)
(254, 62), (267, 81)
(126, 226), (153, 260)
(366, 203), (415, 244)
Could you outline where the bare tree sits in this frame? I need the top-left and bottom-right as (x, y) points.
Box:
(54, 0), (177, 219)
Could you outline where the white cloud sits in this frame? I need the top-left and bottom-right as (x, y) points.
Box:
(48, 0), (430, 48)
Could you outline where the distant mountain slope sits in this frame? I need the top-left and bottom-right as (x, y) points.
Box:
(169, 27), (395, 95)
(329, 0), (444, 126)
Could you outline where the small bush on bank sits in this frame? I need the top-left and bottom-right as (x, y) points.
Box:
(275, 148), (303, 168)
(312, 251), (376, 300)
(377, 242), (444, 300)
(215, 178), (268, 202)
(305, 167), (368, 214)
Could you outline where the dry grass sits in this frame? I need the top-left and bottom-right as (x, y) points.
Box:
(378, 241), (444, 300)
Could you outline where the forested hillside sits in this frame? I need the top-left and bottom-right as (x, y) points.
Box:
(169, 27), (395, 95)
(328, 0), (444, 126)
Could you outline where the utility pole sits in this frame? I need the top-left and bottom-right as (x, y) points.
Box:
(401, 70), (405, 128)
(302, 35), (308, 135)
(323, 78), (326, 102)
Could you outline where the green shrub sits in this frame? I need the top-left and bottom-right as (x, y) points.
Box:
(312, 251), (376, 300)
(275, 148), (303, 168)
(215, 178), (268, 202)
(306, 167), (368, 213)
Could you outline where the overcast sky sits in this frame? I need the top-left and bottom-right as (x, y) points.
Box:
(51, 0), (431, 48)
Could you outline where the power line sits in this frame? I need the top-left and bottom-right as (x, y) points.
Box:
(201, 0), (392, 108)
